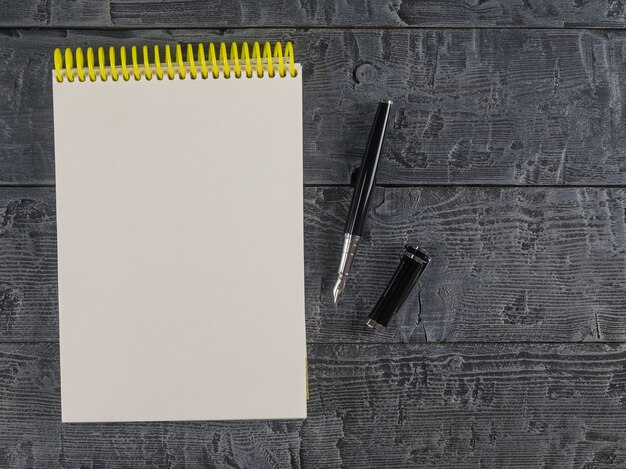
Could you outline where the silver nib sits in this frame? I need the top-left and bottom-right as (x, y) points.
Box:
(333, 274), (347, 304)
(333, 233), (361, 304)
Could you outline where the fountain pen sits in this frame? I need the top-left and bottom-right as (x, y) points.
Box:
(333, 100), (393, 303)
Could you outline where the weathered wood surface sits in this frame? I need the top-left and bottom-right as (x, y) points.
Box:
(2, 186), (626, 343)
(2, 0), (626, 29)
(2, 28), (626, 185)
(2, 3), (626, 466)
(1, 343), (625, 468)
(307, 185), (626, 343)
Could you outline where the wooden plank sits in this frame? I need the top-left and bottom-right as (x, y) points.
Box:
(0, 189), (57, 340)
(2, 186), (626, 343)
(306, 185), (626, 343)
(1, 28), (626, 185)
(1, 343), (625, 468)
(312, 188), (626, 342)
(2, 0), (626, 29)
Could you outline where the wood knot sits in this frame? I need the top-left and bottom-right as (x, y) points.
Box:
(354, 63), (377, 84)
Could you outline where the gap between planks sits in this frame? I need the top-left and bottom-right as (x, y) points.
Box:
(9, 183), (626, 189)
(1, 25), (626, 32)
(2, 339), (626, 345)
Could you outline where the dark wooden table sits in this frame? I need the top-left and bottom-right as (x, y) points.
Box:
(1, 2), (626, 468)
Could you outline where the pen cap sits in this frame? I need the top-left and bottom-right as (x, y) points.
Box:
(367, 245), (430, 332)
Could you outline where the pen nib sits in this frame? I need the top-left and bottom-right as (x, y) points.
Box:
(333, 274), (347, 304)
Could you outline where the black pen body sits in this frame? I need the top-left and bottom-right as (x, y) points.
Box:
(344, 100), (393, 236)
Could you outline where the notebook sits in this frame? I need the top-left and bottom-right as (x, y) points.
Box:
(52, 42), (306, 422)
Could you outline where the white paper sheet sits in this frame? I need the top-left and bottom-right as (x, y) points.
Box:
(53, 64), (306, 422)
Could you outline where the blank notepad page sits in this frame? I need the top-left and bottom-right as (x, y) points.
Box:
(52, 44), (306, 422)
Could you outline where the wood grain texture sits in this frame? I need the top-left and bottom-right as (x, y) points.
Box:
(1, 0), (626, 28)
(1, 343), (625, 468)
(0, 189), (56, 341)
(2, 28), (626, 185)
(311, 186), (626, 343)
(2, 186), (626, 343)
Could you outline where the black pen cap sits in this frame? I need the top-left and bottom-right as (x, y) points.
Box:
(367, 245), (430, 332)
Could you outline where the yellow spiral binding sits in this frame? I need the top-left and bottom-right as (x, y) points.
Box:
(53, 41), (298, 83)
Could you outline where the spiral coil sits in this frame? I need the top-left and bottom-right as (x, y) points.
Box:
(53, 41), (297, 83)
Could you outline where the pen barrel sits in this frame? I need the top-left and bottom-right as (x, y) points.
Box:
(367, 245), (430, 331)
(345, 100), (392, 236)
